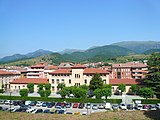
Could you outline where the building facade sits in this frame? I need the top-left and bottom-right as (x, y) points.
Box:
(48, 64), (109, 92)
(0, 70), (20, 90)
(111, 62), (147, 79)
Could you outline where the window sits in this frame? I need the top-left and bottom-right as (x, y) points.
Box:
(69, 79), (71, 84)
(103, 79), (106, 84)
(57, 79), (59, 84)
(52, 86), (54, 91)
(84, 79), (87, 84)
(75, 74), (80, 78)
(52, 79), (54, 84)
(61, 79), (64, 82)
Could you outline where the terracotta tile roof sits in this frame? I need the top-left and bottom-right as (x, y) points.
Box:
(71, 64), (86, 69)
(31, 63), (46, 68)
(45, 65), (58, 70)
(0, 70), (14, 75)
(84, 68), (109, 74)
(10, 78), (48, 84)
(109, 79), (142, 85)
(112, 62), (147, 68)
(50, 69), (71, 74)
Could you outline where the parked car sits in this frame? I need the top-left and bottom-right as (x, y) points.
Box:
(42, 102), (48, 107)
(141, 105), (149, 111)
(127, 104), (133, 110)
(112, 104), (119, 110)
(57, 109), (65, 114)
(105, 103), (112, 110)
(43, 109), (51, 113)
(36, 101), (43, 107)
(30, 101), (37, 106)
(92, 104), (98, 110)
(55, 106), (66, 111)
(82, 112), (87, 115)
(73, 103), (79, 108)
(12, 108), (23, 112)
(156, 103), (160, 109)
(119, 103), (127, 110)
(26, 108), (35, 113)
(55, 102), (61, 107)
(149, 104), (157, 110)
(66, 103), (71, 108)
(98, 104), (105, 109)
(47, 102), (55, 108)
(66, 112), (73, 114)
(32, 109), (43, 113)
(60, 102), (66, 107)
(78, 103), (85, 109)
(25, 101), (32, 106)
(135, 104), (143, 110)
(86, 103), (91, 109)
(5, 100), (11, 105)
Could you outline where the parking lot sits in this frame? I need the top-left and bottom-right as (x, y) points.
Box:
(0, 99), (160, 115)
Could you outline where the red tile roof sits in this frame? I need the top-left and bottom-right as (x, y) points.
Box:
(71, 64), (86, 69)
(109, 79), (142, 85)
(112, 62), (147, 68)
(0, 70), (14, 75)
(31, 63), (46, 68)
(50, 69), (71, 74)
(84, 68), (109, 74)
(10, 78), (48, 84)
(46, 65), (58, 70)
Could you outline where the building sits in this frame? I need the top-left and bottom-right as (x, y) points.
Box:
(0, 70), (20, 90)
(27, 63), (46, 78)
(109, 78), (142, 93)
(111, 62), (147, 79)
(10, 78), (49, 92)
(48, 64), (109, 92)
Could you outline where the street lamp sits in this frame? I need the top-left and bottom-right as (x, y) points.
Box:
(9, 92), (11, 112)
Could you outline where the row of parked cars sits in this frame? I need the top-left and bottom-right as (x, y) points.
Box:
(0, 99), (160, 115)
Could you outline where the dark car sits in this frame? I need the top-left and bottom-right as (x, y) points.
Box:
(13, 108), (23, 112)
(43, 109), (51, 113)
(61, 102), (66, 107)
(47, 102), (55, 108)
(66, 112), (73, 114)
(78, 103), (85, 109)
(0, 106), (2, 110)
(55, 102), (61, 107)
(42, 102), (48, 107)
(127, 104), (133, 110)
(34, 109), (43, 113)
(66, 103), (71, 108)
(30, 101), (37, 106)
(57, 110), (65, 114)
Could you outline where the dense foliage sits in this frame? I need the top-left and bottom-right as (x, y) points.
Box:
(144, 53), (160, 98)
(37, 84), (51, 97)
(27, 83), (34, 93)
(19, 89), (28, 97)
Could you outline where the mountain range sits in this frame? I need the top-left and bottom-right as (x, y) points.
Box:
(0, 41), (160, 64)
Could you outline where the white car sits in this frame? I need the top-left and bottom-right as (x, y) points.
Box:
(92, 104), (98, 110)
(86, 103), (91, 109)
(156, 103), (160, 109)
(26, 108), (35, 113)
(55, 106), (66, 111)
(36, 102), (43, 107)
(119, 103), (127, 110)
(135, 104), (143, 110)
(5, 100), (11, 105)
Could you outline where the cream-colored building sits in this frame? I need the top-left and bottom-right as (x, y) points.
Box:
(48, 64), (109, 92)
(10, 78), (49, 92)
(0, 70), (20, 90)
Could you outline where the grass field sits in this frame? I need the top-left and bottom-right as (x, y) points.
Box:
(0, 110), (160, 120)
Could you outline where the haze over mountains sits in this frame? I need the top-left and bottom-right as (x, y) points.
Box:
(0, 41), (160, 63)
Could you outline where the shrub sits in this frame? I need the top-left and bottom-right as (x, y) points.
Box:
(0, 89), (4, 93)
(19, 89), (28, 97)
(27, 83), (34, 93)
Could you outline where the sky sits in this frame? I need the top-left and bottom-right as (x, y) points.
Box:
(1, 0), (160, 58)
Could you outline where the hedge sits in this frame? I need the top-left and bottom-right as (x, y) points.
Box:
(0, 95), (122, 104)
(133, 99), (160, 104)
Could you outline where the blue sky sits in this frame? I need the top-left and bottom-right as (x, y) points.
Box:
(1, 0), (160, 58)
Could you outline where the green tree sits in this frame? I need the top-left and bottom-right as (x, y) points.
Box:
(79, 84), (89, 90)
(38, 90), (45, 97)
(57, 83), (65, 90)
(38, 84), (44, 91)
(19, 89), (28, 97)
(118, 84), (126, 95)
(102, 87), (112, 99)
(94, 89), (103, 99)
(27, 83), (34, 93)
(130, 84), (139, 95)
(44, 83), (51, 90)
(144, 53), (160, 97)
(139, 88), (154, 99)
(89, 73), (103, 91)
(59, 88), (68, 98)
(73, 88), (87, 98)
(45, 90), (51, 97)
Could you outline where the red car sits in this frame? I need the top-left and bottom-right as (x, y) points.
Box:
(73, 103), (79, 108)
